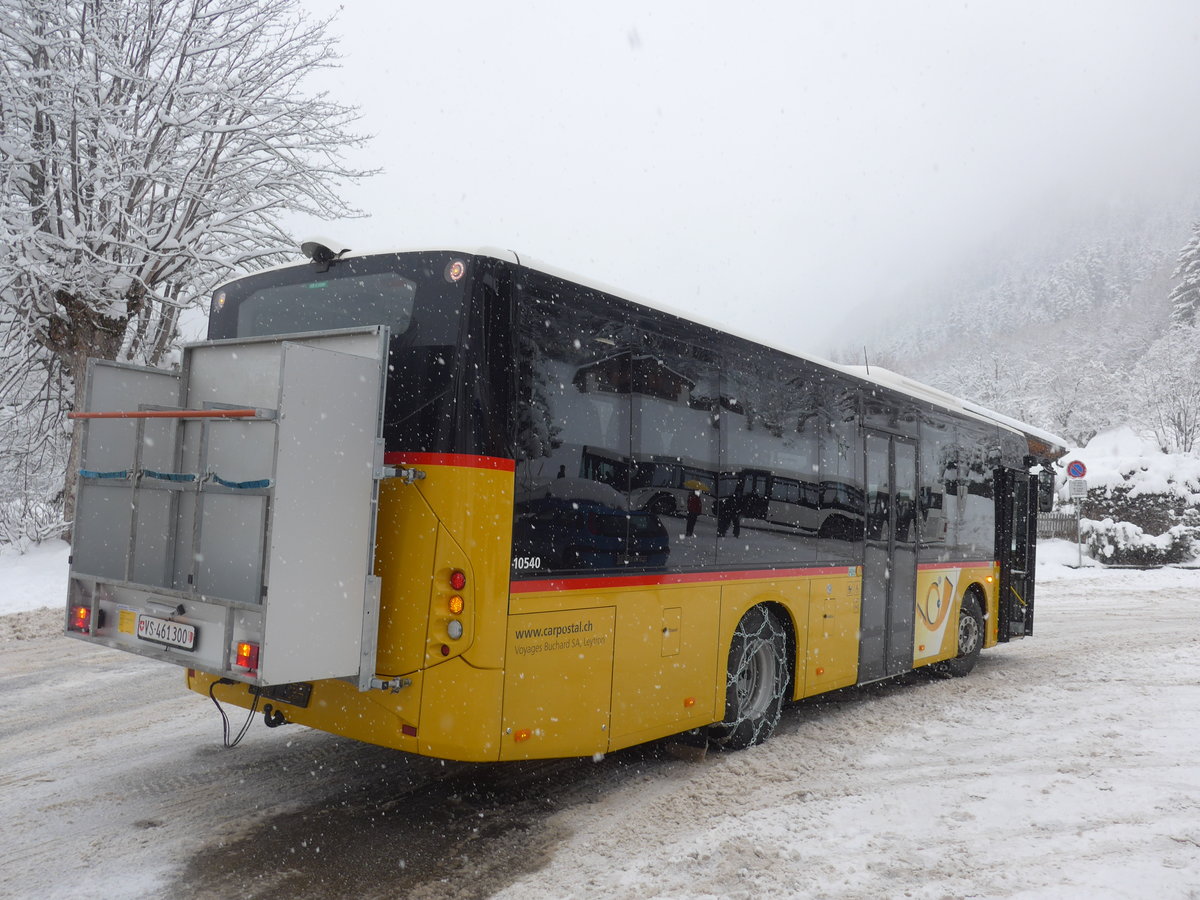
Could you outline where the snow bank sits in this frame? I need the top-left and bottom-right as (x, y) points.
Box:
(1059, 425), (1200, 502)
(1055, 426), (1200, 563)
(1081, 518), (1195, 565)
(0, 540), (69, 615)
(1035, 537), (1100, 572)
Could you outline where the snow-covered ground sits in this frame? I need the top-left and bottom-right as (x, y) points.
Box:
(1, 541), (1197, 899)
(0, 539), (69, 616)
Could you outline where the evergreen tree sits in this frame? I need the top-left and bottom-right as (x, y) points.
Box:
(1168, 220), (1200, 327)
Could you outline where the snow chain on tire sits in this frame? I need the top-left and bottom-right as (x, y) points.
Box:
(708, 606), (790, 750)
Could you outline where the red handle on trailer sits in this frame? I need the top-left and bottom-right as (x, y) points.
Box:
(68, 409), (260, 420)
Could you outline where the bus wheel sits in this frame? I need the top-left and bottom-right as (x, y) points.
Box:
(932, 591), (984, 678)
(708, 606), (789, 750)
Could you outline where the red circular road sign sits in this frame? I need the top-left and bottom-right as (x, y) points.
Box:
(1066, 460), (1087, 479)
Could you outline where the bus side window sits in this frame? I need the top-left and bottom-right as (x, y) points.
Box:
(956, 421), (998, 556)
(817, 378), (865, 556)
(627, 322), (721, 569)
(919, 413), (954, 551)
(716, 342), (819, 566)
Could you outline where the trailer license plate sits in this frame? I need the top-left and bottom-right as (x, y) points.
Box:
(136, 614), (196, 650)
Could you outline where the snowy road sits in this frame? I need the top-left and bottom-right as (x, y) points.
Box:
(1, 547), (1198, 899)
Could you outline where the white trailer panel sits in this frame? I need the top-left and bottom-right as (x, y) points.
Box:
(66, 328), (389, 691)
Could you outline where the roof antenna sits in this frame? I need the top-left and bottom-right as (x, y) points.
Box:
(863, 346), (870, 376)
(300, 237), (350, 273)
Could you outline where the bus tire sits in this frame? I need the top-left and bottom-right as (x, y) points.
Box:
(932, 591), (984, 678)
(708, 606), (789, 750)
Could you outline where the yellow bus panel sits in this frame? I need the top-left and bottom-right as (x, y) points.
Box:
(500, 607), (616, 760)
(608, 586), (721, 750)
(805, 575), (861, 695)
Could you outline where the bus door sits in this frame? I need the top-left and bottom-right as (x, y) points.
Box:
(997, 467), (1037, 640)
(860, 432), (918, 682)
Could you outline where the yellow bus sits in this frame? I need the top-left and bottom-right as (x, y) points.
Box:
(65, 246), (1063, 761)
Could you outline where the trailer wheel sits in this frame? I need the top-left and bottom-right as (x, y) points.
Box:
(932, 591), (984, 678)
(708, 606), (789, 750)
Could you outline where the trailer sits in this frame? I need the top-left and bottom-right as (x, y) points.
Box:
(66, 327), (392, 692)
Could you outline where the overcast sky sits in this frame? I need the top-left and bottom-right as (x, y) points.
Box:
(288, 1), (1200, 355)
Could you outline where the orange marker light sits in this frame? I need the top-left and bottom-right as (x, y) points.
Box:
(514, 729), (532, 743)
(448, 595), (465, 615)
(683, 697), (696, 708)
(815, 667), (825, 676)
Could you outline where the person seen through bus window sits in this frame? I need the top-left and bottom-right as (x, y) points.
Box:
(686, 489), (702, 537)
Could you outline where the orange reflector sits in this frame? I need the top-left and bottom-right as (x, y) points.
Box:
(919, 644), (925, 652)
(448, 595), (465, 615)
(514, 729), (532, 743)
(449, 569), (467, 591)
(815, 667), (825, 675)
(235, 640), (260, 670)
(683, 697), (696, 708)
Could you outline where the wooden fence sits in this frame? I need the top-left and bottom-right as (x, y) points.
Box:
(1037, 511), (1078, 541)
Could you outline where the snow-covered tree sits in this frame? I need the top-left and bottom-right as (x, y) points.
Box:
(1127, 325), (1200, 454)
(0, 0), (371, 536)
(1168, 220), (1200, 326)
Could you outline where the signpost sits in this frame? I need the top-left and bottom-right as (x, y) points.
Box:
(1066, 460), (1087, 567)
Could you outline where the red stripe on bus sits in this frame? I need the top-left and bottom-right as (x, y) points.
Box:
(383, 452), (516, 472)
(511, 565), (858, 594)
(916, 561), (997, 571)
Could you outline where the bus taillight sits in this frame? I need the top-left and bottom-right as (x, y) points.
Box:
(68, 604), (93, 633)
(235, 641), (260, 671)
(449, 569), (467, 591)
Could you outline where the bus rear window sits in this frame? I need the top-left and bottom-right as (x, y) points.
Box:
(208, 252), (468, 347)
(234, 272), (418, 338)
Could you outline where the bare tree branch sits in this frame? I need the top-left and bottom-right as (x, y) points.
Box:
(0, 0), (375, 541)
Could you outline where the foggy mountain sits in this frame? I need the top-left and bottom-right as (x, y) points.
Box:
(837, 195), (1200, 447)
